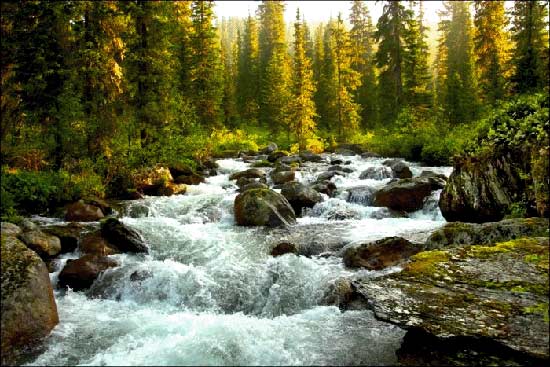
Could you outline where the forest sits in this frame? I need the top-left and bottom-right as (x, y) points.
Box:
(1, 0), (548, 219)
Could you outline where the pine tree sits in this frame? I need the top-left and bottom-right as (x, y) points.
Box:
(375, 1), (411, 125)
(510, 1), (549, 94)
(291, 9), (317, 151)
(257, 1), (292, 137)
(312, 23), (326, 128)
(236, 14), (259, 124)
(402, 1), (433, 115)
(219, 17), (240, 127)
(473, 1), (511, 104)
(438, 1), (479, 125)
(349, 0), (378, 129)
(190, 0), (224, 128)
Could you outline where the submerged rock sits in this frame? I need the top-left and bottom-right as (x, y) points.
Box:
(100, 218), (148, 253)
(270, 242), (298, 256)
(1, 235), (58, 365)
(58, 254), (118, 291)
(350, 237), (550, 361)
(343, 237), (420, 270)
(425, 217), (549, 249)
(280, 181), (323, 216)
(234, 188), (296, 227)
(346, 186), (376, 206)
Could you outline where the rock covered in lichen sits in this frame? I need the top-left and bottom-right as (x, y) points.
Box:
(349, 237), (550, 361)
(1, 235), (59, 365)
(234, 188), (296, 227)
(426, 217), (549, 249)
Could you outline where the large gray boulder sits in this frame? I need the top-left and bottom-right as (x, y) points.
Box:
(19, 230), (62, 259)
(234, 188), (296, 227)
(383, 159), (413, 179)
(280, 181), (323, 216)
(343, 237), (420, 270)
(374, 176), (444, 212)
(1, 235), (59, 365)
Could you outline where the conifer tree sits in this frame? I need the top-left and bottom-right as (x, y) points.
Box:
(291, 9), (317, 150)
(510, 1), (549, 94)
(473, 1), (511, 104)
(237, 14), (259, 124)
(375, 1), (412, 125)
(437, 1), (479, 125)
(257, 1), (292, 137)
(402, 1), (433, 114)
(190, 0), (224, 128)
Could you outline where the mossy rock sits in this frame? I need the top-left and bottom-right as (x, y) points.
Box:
(234, 188), (296, 227)
(351, 237), (550, 361)
(1, 235), (59, 365)
(251, 160), (273, 168)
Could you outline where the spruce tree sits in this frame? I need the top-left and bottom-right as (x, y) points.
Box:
(349, 0), (378, 129)
(510, 1), (549, 94)
(291, 9), (317, 151)
(236, 14), (259, 125)
(474, 1), (511, 104)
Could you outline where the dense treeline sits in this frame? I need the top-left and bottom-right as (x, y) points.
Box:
(1, 1), (549, 219)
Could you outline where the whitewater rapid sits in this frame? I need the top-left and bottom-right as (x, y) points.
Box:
(28, 154), (452, 366)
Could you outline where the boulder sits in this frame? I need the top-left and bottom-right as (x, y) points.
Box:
(425, 217), (550, 250)
(100, 218), (148, 253)
(337, 144), (364, 154)
(267, 150), (288, 162)
(280, 182), (323, 216)
(346, 186), (376, 206)
(261, 142), (278, 155)
(240, 182), (269, 193)
(1, 222), (21, 237)
(343, 237), (420, 270)
(236, 177), (263, 190)
(1, 235), (58, 365)
(359, 166), (393, 180)
(439, 153), (531, 223)
(174, 173), (205, 185)
(374, 178), (436, 212)
(141, 182), (186, 196)
(270, 242), (298, 256)
(271, 171), (295, 185)
(316, 171), (341, 182)
(361, 151), (380, 158)
(390, 161), (413, 179)
(272, 162), (293, 174)
(328, 165), (354, 174)
(278, 155), (302, 165)
(349, 237), (550, 362)
(65, 200), (104, 222)
(234, 188), (296, 227)
(58, 254), (118, 291)
(330, 158), (344, 165)
(168, 163), (194, 178)
(251, 160), (273, 168)
(299, 150), (323, 162)
(42, 223), (84, 254)
(311, 181), (337, 197)
(79, 231), (120, 256)
(19, 230), (62, 259)
(81, 197), (113, 216)
(334, 148), (356, 156)
(229, 168), (266, 181)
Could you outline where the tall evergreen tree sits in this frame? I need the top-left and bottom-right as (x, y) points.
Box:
(257, 1), (292, 137)
(291, 9), (317, 150)
(473, 1), (511, 104)
(349, 0), (377, 129)
(219, 17), (240, 127)
(190, 0), (224, 128)
(375, 1), (412, 124)
(236, 14), (259, 124)
(510, 1), (549, 94)
(437, 1), (479, 125)
(403, 1), (433, 114)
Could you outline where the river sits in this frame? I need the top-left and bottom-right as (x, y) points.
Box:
(28, 154), (452, 366)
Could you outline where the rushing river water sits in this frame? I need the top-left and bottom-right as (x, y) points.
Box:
(28, 154), (452, 366)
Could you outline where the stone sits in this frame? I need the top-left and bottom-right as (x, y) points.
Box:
(58, 254), (118, 291)
(346, 186), (376, 206)
(174, 173), (205, 185)
(100, 218), (148, 253)
(328, 165), (354, 174)
(240, 182), (269, 193)
(349, 237), (550, 361)
(316, 171), (341, 182)
(261, 142), (278, 155)
(234, 188), (296, 227)
(425, 218), (550, 250)
(19, 230), (62, 259)
(80, 230), (120, 256)
(1, 235), (58, 365)
(343, 237), (420, 270)
(229, 168), (266, 181)
(361, 151), (381, 158)
(65, 200), (104, 222)
(334, 148), (356, 156)
(374, 177), (437, 212)
(42, 223), (84, 254)
(311, 181), (337, 197)
(270, 242), (298, 256)
(267, 150), (288, 162)
(359, 166), (393, 180)
(271, 171), (295, 185)
(299, 150), (323, 162)
(280, 181), (323, 216)
(278, 155), (302, 165)
(1, 222), (21, 237)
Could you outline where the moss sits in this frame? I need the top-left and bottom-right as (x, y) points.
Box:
(523, 302), (549, 323)
(404, 250), (450, 276)
(1, 235), (40, 301)
(464, 237), (547, 260)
